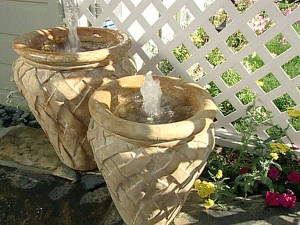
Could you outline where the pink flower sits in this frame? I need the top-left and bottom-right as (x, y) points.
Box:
(279, 191), (297, 208)
(290, 145), (299, 151)
(281, 37), (287, 45)
(287, 171), (300, 184)
(265, 191), (280, 206)
(239, 167), (249, 174)
(267, 167), (279, 179)
(283, 8), (291, 16)
(249, 15), (270, 34)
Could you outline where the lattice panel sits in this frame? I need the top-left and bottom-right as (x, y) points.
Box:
(77, 0), (300, 147)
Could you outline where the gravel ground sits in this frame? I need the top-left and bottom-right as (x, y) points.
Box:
(0, 104), (39, 128)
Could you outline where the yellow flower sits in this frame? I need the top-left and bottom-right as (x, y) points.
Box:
(286, 108), (300, 118)
(203, 199), (215, 209)
(256, 80), (264, 87)
(197, 181), (215, 198)
(270, 152), (279, 160)
(270, 143), (290, 155)
(198, 189), (209, 198)
(194, 179), (201, 190)
(215, 170), (223, 179)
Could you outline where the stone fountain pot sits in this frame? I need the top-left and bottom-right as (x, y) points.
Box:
(87, 75), (217, 225)
(12, 27), (136, 171)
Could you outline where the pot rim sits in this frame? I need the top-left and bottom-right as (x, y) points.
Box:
(12, 27), (131, 67)
(89, 75), (217, 142)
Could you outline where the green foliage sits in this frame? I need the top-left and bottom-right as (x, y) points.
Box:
(242, 53), (264, 73)
(221, 69), (241, 87)
(292, 22), (300, 36)
(266, 125), (284, 137)
(206, 48), (225, 67)
(205, 82), (221, 97)
(231, 0), (255, 13)
(273, 94), (296, 112)
(201, 106), (300, 206)
(172, 44), (191, 63)
(288, 117), (300, 131)
(190, 27), (209, 48)
(218, 100), (235, 116)
(257, 73), (280, 93)
(281, 56), (300, 79)
(265, 33), (291, 56)
(236, 88), (256, 105)
(157, 59), (173, 76)
(232, 106), (272, 132)
(209, 9), (229, 28)
(226, 30), (248, 52)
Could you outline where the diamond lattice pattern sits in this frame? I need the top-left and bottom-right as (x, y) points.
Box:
(78, 0), (300, 147)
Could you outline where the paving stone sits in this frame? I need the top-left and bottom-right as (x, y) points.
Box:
(102, 203), (124, 225)
(80, 174), (106, 191)
(173, 212), (199, 224)
(0, 165), (111, 225)
(21, 112), (30, 119)
(0, 126), (78, 181)
(80, 187), (111, 205)
(48, 184), (72, 200)
(4, 170), (38, 189)
(175, 192), (300, 225)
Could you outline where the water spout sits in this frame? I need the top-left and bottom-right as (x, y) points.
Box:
(140, 72), (162, 120)
(62, 0), (81, 52)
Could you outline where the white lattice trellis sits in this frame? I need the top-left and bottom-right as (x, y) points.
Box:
(77, 0), (300, 148)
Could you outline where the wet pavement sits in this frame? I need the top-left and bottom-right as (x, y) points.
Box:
(0, 126), (299, 225)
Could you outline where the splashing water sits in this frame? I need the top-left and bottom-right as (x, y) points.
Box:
(62, 0), (81, 52)
(113, 73), (196, 124)
(140, 72), (162, 121)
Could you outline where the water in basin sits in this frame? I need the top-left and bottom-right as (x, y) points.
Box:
(113, 73), (196, 124)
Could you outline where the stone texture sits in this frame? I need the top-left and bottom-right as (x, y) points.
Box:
(12, 27), (136, 171)
(88, 75), (217, 225)
(176, 192), (300, 225)
(80, 174), (106, 191)
(0, 165), (112, 225)
(79, 187), (111, 205)
(0, 126), (78, 180)
(48, 184), (72, 200)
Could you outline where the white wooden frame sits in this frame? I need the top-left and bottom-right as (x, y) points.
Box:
(77, 0), (300, 152)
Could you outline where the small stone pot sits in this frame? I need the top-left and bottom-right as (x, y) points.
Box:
(87, 75), (217, 224)
(12, 27), (136, 171)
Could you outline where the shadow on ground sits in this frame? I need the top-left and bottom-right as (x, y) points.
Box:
(0, 165), (122, 225)
(0, 126), (299, 225)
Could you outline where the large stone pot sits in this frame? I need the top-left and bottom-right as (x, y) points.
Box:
(12, 27), (136, 171)
(87, 75), (217, 224)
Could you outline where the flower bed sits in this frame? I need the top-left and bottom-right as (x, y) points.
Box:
(195, 106), (300, 209)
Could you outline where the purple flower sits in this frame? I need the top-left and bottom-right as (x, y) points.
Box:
(279, 191), (297, 208)
(287, 171), (300, 185)
(267, 167), (279, 179)
(265, 191), (280, 206)
(239, 167), (249, 174)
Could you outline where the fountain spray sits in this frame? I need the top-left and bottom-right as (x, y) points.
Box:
(140, 71), (162, 120)
(62, 0), (81, 52)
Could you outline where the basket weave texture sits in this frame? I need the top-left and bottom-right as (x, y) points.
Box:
(12, 56), (136, 170)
